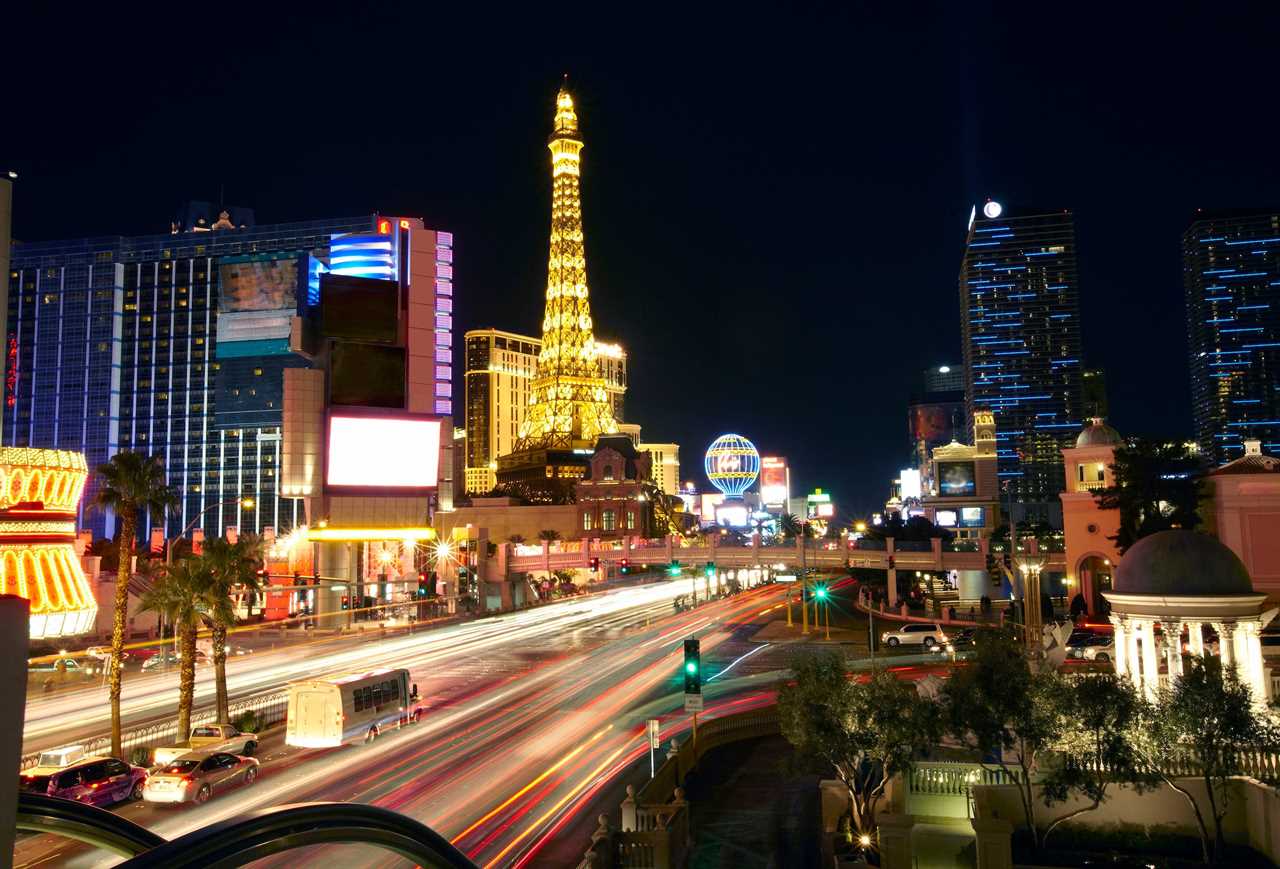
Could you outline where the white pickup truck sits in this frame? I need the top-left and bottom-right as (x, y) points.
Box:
(152, 724), (257, 767)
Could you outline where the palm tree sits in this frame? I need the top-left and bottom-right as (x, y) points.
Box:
(201, 535), (263, 723)
(507, 534), (526, 545)
(779, 513), (802, 540)
(137, 558), (212, 741)
(538, 529), (561, 543)
(94, 451), (178, 758)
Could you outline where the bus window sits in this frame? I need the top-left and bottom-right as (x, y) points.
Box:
(354, 689), (364, 713)
(361, 687), (372, 709)
(390, 679), (399, 700)
(372, 683), (383, 707)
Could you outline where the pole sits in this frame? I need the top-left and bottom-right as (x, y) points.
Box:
(869, 606), (875, 661)
(650, 740), (655, 779)
(692, 711), (698, 759)
(801, 522), (809, 634)
(825, 596), (831, 641)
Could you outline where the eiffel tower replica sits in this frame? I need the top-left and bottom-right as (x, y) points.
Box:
(496, 84), (619, 503)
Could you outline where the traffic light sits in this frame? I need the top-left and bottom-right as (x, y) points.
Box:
(590, 557), (600, 572)
(704, 562), (715, 578)
(668, 559), (681, 577)
(815, 584), (828, 600)
(417, 572), (429, 598)
(683, 638), (701, 694)
(620, 558), (629, 575)
(341, 595), (350, 610)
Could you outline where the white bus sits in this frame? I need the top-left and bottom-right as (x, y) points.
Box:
(286, 668), (421, 748)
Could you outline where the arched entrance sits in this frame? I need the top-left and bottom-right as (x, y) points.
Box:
(1078, 555), (1113, 615)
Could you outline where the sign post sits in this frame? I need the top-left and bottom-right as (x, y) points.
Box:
(647, 718), (660, 778)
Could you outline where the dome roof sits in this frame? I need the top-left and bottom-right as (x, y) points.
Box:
(1114, 530), (1254, 596)
(1077, 417), (1123, 448)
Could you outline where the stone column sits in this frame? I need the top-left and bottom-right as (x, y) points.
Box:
(971, 817), (1014, 869)
(1186, 620), (1205, 658)
(876, 813), (916, 869)
(1128, 620), (1144, 689)
(1109, 615), (1129, 679)
(886, 537), (898, 607)
(1144, 619), (1162, 695)
(1238, 619), (1266, 703)
(1216, 622), (1237, 676)
(1164, 619), (1184, 679)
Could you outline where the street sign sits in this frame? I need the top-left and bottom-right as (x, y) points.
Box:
(684, 694), (704, 713)
(647, 718), (660, 749)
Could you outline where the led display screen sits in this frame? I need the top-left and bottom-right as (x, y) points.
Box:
(960, 507), (985, 527)
(899, 468), (922, 500)
(320, 273), (399, 344)
(936, 510), (958, 527)
(329, 342), (406, 408)
(937, 461), (976, 497)
(760, 457), (788, 506)
(326, 414), (440, 491)
(219, 255), (301, 312)
(816, 503), (834, 518)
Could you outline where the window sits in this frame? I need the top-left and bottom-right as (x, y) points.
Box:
(79, 762), (108, 783)
(55, 770), (82, 789)
(626, 511), (636, 530)
(390, 679), (399, 700)
(582, 513), (593, 531)
(353, 689), (365, 712)
(602, 510), (616, 531)
(372, 682), (384, 707)
(602, 464), (615, 481)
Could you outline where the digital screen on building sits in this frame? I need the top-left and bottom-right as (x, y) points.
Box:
(760, 456), (788, 507)
(816, 503), (834, 518)
(936, 509), (957, 527)
(959, 507), (985, 527)
(326, 414), (440, 491)
(329, 342), (406, 409)
(219, 255), (301, 313)
(937, 461), (976, 497)
(908, 401), (963, 449)
(899, 468), (922, 500)
(320, 274), (399, 344)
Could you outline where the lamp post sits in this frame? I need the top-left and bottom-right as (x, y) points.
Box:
(801, 519), (809, 635)
(166, 497), (255, 567)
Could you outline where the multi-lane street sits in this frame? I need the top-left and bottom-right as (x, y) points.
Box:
(17, 577), (794, 868)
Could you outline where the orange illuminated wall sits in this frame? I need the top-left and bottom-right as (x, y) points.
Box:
(0, 448), (97, 637)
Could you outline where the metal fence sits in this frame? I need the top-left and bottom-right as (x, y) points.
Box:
(21, 690), (288, 770)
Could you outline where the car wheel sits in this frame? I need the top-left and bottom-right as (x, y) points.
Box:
(923, 637), (935, 647)
(244, 767), (257, 785)
(195, 784), (211, 804)
(365, 726), (379, 743)
(131, 780), (144, 801)
(411, 709), (421, 724)
(886, 637), (899, 648)
(243, 741), (256, 757)
(1095, 653), (1110, 663)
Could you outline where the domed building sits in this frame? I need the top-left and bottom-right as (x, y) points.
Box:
(1103, 530), (1274, 702)
(1060, 418), (1125, 614)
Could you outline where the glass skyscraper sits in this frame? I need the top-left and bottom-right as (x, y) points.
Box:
(959, 204), (1085, 510)
(5, 214), (396, 541)
(1184, 210), (1280, 464)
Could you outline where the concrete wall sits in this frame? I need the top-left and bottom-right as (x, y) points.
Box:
(437, 501), (577, 544)
(1207, 474), (1280, 604)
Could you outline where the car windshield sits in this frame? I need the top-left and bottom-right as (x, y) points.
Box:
(160, 760), (200, 775)
(19, 775), (50, 792)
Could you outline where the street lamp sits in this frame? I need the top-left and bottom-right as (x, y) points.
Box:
(167, 497), (256, 566)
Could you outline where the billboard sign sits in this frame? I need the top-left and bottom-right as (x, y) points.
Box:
(899, 468), (922, 500)
(325, 412), (441, 493)
(760, 456), (788, 507)
(219, 254), (302, 313)
(937, 461), (976, 497)
(908, 401), (963, 450)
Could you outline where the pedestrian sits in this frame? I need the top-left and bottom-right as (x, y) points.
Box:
(968, 605), (976, 621)
(948, 605), (957, 622)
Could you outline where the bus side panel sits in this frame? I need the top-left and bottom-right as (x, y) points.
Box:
(286, 687), (342, 748)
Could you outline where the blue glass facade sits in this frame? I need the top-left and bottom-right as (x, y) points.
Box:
(959, 207), (1084, 505)
(1184, 211), (1280, 463)
(5, 216), (372, 541)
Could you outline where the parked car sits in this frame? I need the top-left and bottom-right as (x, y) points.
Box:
(142, 750), (259, 805)
(29, 656), (100, 682)
(1074, 634), (1115, 662)
(153, 723), (258, 767)
(20, 755), (147, 806)
(881, 623), (948, 648)
(141, 649), (210, 672)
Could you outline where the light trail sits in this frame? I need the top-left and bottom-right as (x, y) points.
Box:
(708, 642), (771, 681)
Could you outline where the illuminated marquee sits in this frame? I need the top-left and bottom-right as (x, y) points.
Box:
(0, 448), (97, 638)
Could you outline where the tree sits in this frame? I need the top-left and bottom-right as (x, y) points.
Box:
(866, 514), (953, 543)
(1094, 439), (1205, 553)
(537, 529), (561, 543)
(507, 534), (526, 545)
(778, 650), (940, 844)
(201, 536), (264, 723)
(943, 629), (1066, 850)
(1134, 656), (1278, 864)
(1040, 674), (1152, 844)
(778, 513), (802, 540)
(93, 451), (178, 758)
(137, 558), (213, 741)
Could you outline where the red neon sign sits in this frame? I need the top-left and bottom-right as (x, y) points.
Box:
(377, 219), (391, 234)
(6, 334), (17, 408)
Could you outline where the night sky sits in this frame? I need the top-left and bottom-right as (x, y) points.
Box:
(6, 4), (1280, 517)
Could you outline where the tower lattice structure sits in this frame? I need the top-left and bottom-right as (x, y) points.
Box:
(514, 86), (618, 452)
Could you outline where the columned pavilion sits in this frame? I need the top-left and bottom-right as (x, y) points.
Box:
(1103, 530), (1275, 704)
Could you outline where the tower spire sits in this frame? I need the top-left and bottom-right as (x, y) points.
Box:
(514, 84), (618, 451)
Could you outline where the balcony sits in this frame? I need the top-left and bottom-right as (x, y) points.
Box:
(1075, 479), (1106, 493)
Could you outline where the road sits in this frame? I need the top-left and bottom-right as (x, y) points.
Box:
(16, 578), (794, 868)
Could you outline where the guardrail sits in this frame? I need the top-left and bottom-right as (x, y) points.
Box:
(21, 691), (287, 770)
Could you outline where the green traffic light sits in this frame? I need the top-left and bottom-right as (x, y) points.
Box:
(815, 586), (828, 600)
(685, 661), (697, 674)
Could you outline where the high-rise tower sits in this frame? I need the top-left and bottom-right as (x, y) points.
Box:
(497, 85), (619, 502)
(959, 202), (1085, 521)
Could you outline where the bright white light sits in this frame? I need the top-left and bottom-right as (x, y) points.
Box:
(983, 201), (1003, 219)
(938, 365), (950, 373)
(326, 415), (441, 489)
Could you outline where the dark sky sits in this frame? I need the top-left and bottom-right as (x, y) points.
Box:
(6, 3), (1280, 516)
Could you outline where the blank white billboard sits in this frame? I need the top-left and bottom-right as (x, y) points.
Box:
(326, 414), (441, 490)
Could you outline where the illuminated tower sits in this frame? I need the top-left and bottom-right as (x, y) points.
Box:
(497, 85), (618, 501)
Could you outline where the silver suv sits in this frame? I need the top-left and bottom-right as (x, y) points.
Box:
(881, 623), (948, 648)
